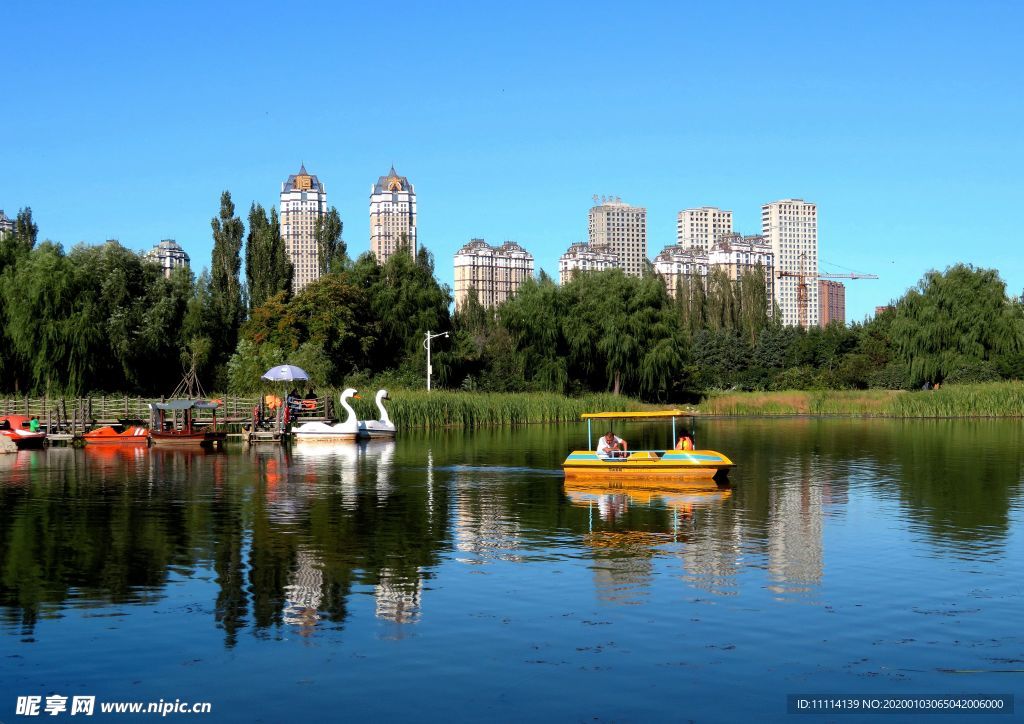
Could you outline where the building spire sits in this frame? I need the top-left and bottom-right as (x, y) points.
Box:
(299, 161), (308, 175)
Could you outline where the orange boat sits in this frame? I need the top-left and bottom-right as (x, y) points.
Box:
(0, 415), (47, 449)
(83, 425), (150, 445)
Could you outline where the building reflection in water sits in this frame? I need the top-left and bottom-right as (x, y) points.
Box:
(767, 458), (824, 596)
(565, 481), (733, 604)
(283, 547), (325, 637)
(452, 469), (523, 565)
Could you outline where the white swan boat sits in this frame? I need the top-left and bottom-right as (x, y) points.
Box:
(358, 389), (396, 439)
(292, 388), (362, 442)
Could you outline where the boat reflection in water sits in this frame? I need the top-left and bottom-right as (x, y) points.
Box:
(564, 479), (733, 605)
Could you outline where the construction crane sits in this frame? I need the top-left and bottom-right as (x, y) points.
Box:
(778, 253), (878, 328)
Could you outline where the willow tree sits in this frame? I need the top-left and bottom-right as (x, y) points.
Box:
(890, 264), (1024, 384)
(245, 203), (292, 310)
(499, 274), (566, 392)
(562, 269), (683, 397)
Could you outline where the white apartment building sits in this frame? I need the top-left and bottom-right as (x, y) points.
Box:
(588, 197), (646, 277)
(677, 207), (733, 252)
(280, 164), (328, 294)
(145, 239), (190, 278)
(453, 239), (534, 310)
(652, 245), (709, 297)
(370, 166), (417, 264)
(558, 242), (621, 285)
(0, 210), (14, 237)
(708, 233), (776, 304)
(762, 199), (818, 327)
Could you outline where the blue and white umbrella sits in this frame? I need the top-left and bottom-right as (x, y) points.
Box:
(261, 365), (310, 383)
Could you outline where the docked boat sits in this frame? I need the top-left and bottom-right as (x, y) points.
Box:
(358, 389), (396, 439)
(0, 415), (47, 449)
(148, 400), (226, 448)
(562, 410), (733, 483)
(292, 388), (362, 443)
(83, 425), (150, 445)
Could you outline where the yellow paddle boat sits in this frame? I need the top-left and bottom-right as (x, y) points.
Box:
(562, 410), (734, 483)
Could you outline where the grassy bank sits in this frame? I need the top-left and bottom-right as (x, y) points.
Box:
(345, 390), (650, 430)
(699, 381), (1024, 418)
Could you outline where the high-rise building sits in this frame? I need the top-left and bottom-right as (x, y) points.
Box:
(145, 239), (190, 278)
(709, 233), (776, 304)
(588, 197), (646, 277)
(677, 207), (733, 252)
(818, 280), (846, 326)
(652, 245), (709, 297)
(280, 164), (327, 294)
(762, 199), (819, 327)
(453, 239), (534, 310)
(369, 166), (417, 264)
(0, 210), (14, 237)
(558, 242), (621, 284)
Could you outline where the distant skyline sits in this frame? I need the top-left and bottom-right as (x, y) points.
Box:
(3, 1), (1022, 321)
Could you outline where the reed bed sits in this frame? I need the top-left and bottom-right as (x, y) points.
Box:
(336, 390), (649, 430)
(700, 381), (1024, 418)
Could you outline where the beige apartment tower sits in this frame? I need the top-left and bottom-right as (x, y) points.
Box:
(453, 239), (534, 310)
(762, 199), (818, 327)
(588, 197), (646, 277)
(677, 207), (733, 252)
(370, 166), (417, 264)
(280, 164), (328, 294)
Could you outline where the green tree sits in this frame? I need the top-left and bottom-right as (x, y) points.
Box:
(208, 192), (246, 381)
(314, 207), (345, 276)
(245, 203), (292, 311)
(890, 264), (1024, 384)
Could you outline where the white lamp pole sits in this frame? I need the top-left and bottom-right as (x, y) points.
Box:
(423, 330), (449, 392)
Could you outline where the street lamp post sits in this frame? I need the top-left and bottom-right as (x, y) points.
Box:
(423, 330), (449, 392)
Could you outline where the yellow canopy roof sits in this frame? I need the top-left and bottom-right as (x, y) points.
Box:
(581, 409), (687, 420)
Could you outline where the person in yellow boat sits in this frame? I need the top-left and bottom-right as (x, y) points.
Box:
(675, 435), (693, 450)
(596, 430), (628, 458)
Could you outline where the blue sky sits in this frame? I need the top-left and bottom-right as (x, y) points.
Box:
(3, 1), (1021, 321)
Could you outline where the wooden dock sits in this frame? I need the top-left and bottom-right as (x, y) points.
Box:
(2, 394), (336, 445)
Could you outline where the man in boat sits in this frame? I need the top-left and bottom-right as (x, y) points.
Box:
(596, 430), (628, 458)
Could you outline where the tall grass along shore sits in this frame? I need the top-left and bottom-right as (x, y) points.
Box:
(349, 391), (648, 430)
(699, 381), (1024, 418)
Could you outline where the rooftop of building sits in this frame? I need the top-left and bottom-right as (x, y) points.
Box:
(455, 238), (534, 259)
(372, 165), (414, 195)
(282, 163), (324, 193)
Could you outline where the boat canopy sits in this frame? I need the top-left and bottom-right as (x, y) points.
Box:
(581, 410), (686, 420)
(152, 400), (220, 411)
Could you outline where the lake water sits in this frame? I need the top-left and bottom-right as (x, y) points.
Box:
(2, 419), (1022, 722)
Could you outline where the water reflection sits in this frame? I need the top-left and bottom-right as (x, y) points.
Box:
(1, 419), (1022, 650)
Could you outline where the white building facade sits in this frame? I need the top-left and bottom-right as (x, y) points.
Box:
(145, 239), (191, 278)
(708, 233), (776, 304)
(588, 197), (647, 277)
(0, 210), (14, 237)
(280, 164), (328, 294)
(762, 199), (818, 327)
(652, 245), (709, 297)
(370, 166), (417, 264)
(677, 207), (733, 252)
(558, 242), (621, 284)
(453, 239), (534, 310)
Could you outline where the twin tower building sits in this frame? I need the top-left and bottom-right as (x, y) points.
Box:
(280, 164), (417, 293)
